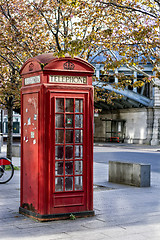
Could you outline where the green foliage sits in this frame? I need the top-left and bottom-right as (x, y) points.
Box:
(69, 213), (76, 220)
(0, 0), (159, 106)
(3, 165), (19, 171)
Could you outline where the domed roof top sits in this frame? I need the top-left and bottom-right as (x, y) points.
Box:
(31, 53), (57, 65)
(20, 52), (95, 76)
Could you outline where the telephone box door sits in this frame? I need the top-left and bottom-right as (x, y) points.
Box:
(51, 92), (91, 213)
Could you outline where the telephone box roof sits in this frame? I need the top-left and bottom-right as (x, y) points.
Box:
(20, 53), (95, 75)
(32, 53), (57, 64)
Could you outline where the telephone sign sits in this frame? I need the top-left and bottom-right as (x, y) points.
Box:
(49, 75), (87, 84)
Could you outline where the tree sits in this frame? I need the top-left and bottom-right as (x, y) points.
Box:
(27, 0), (159, 95)
(94, 0), (160, 91)
(0, 0), (50, 159)
(0, 0), (159, 157)
(0, 58), (21, 159)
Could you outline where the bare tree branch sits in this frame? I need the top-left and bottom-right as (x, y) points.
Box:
(0, 4), (33, 55)
(153, 0), (160, 7)
(98, 1), (158, 19)
(0, 54), (18, 71)
(32, 3), (62, 51)
(5, 46), (23, 64)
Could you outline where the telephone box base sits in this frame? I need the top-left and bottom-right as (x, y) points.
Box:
(19, 207), (95, 222)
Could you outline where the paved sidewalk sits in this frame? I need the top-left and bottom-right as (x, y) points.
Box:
(94, 142), (160, 151)
(0, 144), (160, 240)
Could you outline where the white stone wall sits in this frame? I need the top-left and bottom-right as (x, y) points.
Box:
(119, 109), (148, 144)
(94, 108), (152, 144)
(94, 116), (106, 142)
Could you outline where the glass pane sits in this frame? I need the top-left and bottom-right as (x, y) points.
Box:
(75, 145), (83, 159)
(75, 115), (83, 128)
(55, 162), (63, 175)
(65, 146), (73, 159)
(56, 98), (64, 112)
(56, 130), (64, 143)
(75, 176), (83, 190)
(65, 99), (74, 112)
(65, 177), (73, 191)
(65, 114), (73, 128)
(56, 114), (64, 128)
(75, 161), (83, 175)
(75, 99), (83, 113)
(55, 177), (63, 191)
(65, 161), (73, 175)
(75, 130), (83, 143)
(65, 130), (73, 143)
(55, 146), (64, 159)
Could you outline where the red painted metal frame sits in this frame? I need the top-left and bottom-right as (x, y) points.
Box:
(0, 158), (11, 165)
(20, 54), (94, 220)
(50, 92), (88, 214)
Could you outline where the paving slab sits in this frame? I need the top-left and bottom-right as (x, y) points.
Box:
(0, 144), (160, 240)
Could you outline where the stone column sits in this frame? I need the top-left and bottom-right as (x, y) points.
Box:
(146, 108), (154, 144)
(115, 69), (118, 83)
(95, 64), (101, 79)
(133, 71), (137, 93)
(151, 85), (160, 145)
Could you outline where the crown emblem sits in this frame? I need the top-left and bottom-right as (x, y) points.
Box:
(29, 63), (34, 71)
(63, 61), (75, 70)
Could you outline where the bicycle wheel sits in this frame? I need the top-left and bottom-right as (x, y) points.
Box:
(0, 163), (14, 184)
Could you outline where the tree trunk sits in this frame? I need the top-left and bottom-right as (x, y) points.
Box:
(0, 109), (3, 133)
(7, 97), (13, 161)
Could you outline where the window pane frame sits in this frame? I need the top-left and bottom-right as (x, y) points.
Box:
(55, 97), (84, 192)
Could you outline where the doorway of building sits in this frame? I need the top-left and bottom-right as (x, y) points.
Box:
(104, 119), (126, 143)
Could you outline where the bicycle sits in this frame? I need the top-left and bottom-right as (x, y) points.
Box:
(0, 157), (14, 184)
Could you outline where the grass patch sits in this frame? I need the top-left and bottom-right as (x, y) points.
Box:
(3, 165), (20, 170)
(14, 166), (20, 170)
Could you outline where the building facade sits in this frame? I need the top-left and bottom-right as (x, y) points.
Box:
(93, 63), (160, 145)
(0, 109), (21, 142)
(1, 64), (159, 145)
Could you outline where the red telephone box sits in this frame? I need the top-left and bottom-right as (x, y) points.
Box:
(19, 53), (95, 221)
